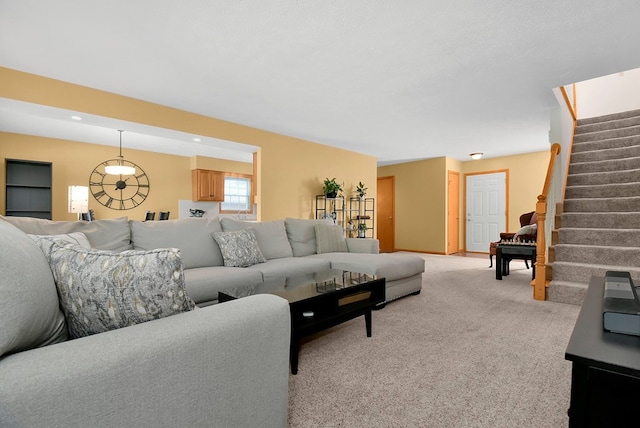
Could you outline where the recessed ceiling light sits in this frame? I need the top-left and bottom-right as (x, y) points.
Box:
(193, 137), (202, 142)
(71, 115), (82, 121)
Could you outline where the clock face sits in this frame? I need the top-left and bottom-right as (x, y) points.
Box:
(90, 159), (150, 210)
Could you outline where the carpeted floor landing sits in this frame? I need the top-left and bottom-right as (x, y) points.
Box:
(288, 253), (580, 427)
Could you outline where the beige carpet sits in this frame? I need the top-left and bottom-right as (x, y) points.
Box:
(288, 253), (581, 427)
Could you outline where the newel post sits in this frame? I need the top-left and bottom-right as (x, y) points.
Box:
(533, 195), (547, 300)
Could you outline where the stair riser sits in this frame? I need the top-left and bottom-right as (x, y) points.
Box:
(574, 125), (640, 143)
(576, 115), (640, 133)
(547, 282), (587, 305)
(552, 263), (640, 284)
(555, 245), (640, 266)
(563, 197), (640, 213)
(569, 157), (640, 174)
(565, 183), (640, 199)
(572, 135), (640, 153)
(566, 169), (640, 186)
(560, 212), (639, 229)
(571, 145), (640, 163)
(558, 228), (640, 247)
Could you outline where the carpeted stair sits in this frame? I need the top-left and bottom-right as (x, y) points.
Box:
(548, 109), (640, 305)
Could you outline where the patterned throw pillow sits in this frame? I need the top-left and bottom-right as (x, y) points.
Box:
(212, 229), (266, 267)
(33, 237), (195, 339)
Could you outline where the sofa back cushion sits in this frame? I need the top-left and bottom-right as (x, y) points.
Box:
(285, 218), (334, 257)
(0, 215), (131, 252)
(0, 219), (68, 358)
(220, 218), (293, 260)
(130, 217), (224, 268)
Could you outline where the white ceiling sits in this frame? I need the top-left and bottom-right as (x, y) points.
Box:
(1, 0), (640, 165)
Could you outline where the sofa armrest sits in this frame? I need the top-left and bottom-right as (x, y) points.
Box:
(0, 294), (291, 428)
(346, 238), (380, 254)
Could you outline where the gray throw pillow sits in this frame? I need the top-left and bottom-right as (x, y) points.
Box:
(315, 223), (348, 254)
(212, 229), (267, 267)
(33, 237), (195, 339)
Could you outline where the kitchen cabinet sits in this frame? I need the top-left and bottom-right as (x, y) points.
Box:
(192, 169), (224, 202)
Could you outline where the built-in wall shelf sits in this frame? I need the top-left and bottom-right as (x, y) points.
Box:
(5, 159), (52, 219)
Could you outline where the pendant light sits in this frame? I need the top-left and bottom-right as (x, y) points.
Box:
(105, 130), (136, 175)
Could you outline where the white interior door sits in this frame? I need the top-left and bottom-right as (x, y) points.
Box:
(466, 172), (506, 252)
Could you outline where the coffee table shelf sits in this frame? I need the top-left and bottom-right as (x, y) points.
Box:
(219, 270), (385, 374)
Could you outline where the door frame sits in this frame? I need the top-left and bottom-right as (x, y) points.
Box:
(463, 169), (509, 253)
(447, 170), (460, 254)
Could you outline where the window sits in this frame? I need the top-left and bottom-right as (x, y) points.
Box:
(220, 175), (253, 213)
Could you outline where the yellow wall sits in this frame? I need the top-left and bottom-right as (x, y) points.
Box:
(0, 67), (377, 221)
(378, 157), (448, 253)
(1, 132), (196, 221)
(461, 151), (549, 235)
(190, 155), (253, 174)
(378, 150), (550, 253)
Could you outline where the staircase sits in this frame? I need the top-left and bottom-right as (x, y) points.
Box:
(547, 109), (640, 305)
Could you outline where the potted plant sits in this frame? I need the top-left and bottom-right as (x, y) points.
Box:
(357, 222), (368, 238)
(322, 177), (343, 198)
(356, 181), (367, 199)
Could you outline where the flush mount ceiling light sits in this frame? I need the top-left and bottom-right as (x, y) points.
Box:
(469, 152), (483, 160)
(193, 137), (202, 142)
(71, 115), (82, 121)
(104, 130), (136, 175)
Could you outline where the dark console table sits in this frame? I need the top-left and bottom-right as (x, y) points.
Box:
(565, 276), (640, 427)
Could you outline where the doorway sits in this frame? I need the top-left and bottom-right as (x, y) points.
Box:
(465, 171), (507, 253)
(376, 176), (395, 252)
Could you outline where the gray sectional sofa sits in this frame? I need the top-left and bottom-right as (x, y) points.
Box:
(0, 214), (424, 426)
(2, 215), (425, 306)
(0, 217), (291, 428)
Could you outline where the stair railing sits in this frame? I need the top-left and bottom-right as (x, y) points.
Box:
(533, 143), (562, 300)
(532, 84), (577, 300)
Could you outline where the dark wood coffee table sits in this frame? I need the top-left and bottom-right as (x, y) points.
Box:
(219, 270), (385, 374)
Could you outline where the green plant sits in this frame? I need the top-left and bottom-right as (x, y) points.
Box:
(322, 177), (343, 197)
(355, 181), (367, 198)
(358, 222), (367, 231)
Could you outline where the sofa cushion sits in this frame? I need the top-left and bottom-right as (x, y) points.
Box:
(248, 256), (331, 282)
(1, 215), (131, 251)
(310, 252), (425, 282)
(130, 217), (224, 269)
(28, 232), (91, 248)
(221, 218), (293, 260)
(184, 266), (264, 305)
(285, 218), (334, 257)
(315, 223), (348, 254)
(0, 220), (68, 357)
(213, 229), (267, 267)
(33, 237), (195, 339)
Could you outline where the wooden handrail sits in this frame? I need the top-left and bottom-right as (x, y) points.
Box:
(533, 143), (561, 300)
(560, 86), (577, 122)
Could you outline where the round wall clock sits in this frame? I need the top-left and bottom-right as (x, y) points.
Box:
(89, 159), (150, 210)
